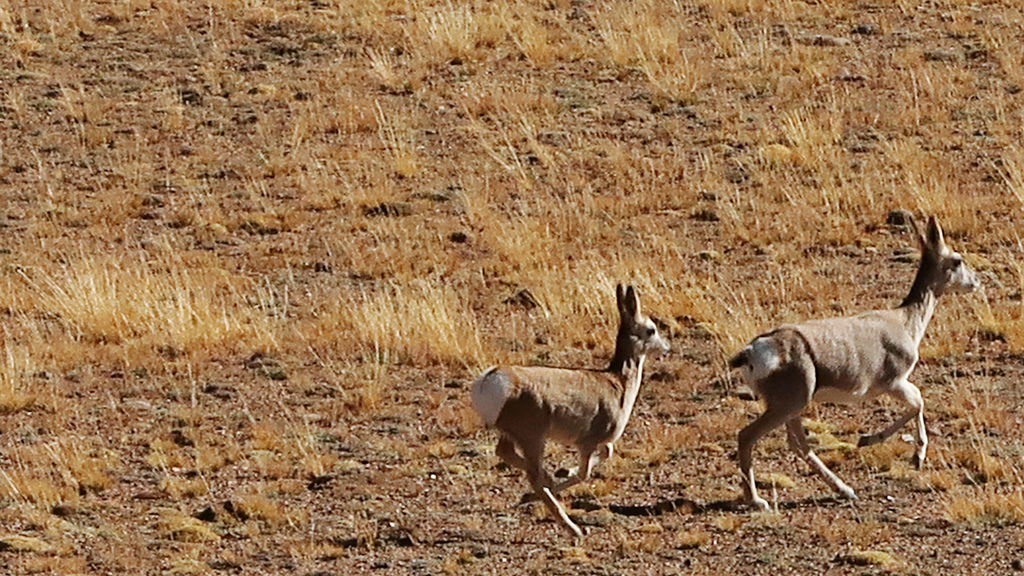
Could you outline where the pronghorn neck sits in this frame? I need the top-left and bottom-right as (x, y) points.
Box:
(612, 354), (647, 438)
(899, 254), (940, 347)
(899, 289), (937, 348)
(607, 329), (637, 376)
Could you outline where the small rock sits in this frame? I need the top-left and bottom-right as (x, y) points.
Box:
(797, 34), (851, 47)
(886, 209), (915, 228)
(504, 288), (540, 310)
(171, 429), (194, 447)
(697, 250), (723, 262)
(362, 202), (412, 217)
(924, 49), (959, 62)
(852, 23), (880, 35)
(448, 231), (468, 243)
(52, 503), (77, 517)
(193, 506), (217, 522)
(691, 208), (720, 222)
(307, 475), (333, 491)
(723, 163), (749, 184)
(142, 194), (165, 208)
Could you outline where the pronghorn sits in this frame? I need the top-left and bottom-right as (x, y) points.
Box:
(471, 284), (670, 537)
(730, 216), (978, 511)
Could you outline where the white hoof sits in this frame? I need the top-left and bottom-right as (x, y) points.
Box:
(749, 496), (771, 512)
(838, 484), (858, 500)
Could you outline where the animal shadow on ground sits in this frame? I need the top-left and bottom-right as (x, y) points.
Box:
(519, 494), (856, 517)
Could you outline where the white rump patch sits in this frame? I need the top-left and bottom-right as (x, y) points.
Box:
(744, 337), (782, 382)
(470, 367), (510, 427)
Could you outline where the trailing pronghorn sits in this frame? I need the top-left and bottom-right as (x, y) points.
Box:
(471, 284), (670, 537)
(729, 216), (978, 511)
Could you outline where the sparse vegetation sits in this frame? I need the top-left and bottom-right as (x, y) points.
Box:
(0, 0), (1023, 574)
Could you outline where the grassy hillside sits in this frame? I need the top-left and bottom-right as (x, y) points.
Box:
(1, 0), (1024, 573)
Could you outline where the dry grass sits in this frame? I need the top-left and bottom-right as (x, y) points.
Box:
(0, 0), (1024, 574)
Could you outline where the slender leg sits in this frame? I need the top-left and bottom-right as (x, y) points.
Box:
(519, 438), (583, 538)
(496, 434), (531, 471)
(786, 418), (857, 499)
(524, 442), (613, 503)
(738, 407), (793, 511)
(549, 446), (599, 494)
(857, 380), (926, 467)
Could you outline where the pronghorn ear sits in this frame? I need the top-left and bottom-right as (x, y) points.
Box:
(623, 285), (640, 318)
(906, 213), (927, 252)
(616, 283), (626, 315)
(925, 216), (945, 249)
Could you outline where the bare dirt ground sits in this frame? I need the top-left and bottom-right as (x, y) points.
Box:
(1, 1), (1024, 574)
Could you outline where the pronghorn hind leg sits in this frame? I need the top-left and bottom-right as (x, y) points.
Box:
(738, 406), (793, 511)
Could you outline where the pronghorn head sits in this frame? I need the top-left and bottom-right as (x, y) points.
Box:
(913, 216), (980, 296)
(616, 284), (670, 358)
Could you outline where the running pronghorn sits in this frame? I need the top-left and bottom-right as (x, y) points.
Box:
(729, 216), (978, 511)
(471, 284), (670, 537)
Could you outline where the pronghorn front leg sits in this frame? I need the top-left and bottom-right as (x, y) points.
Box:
(857, 380), (927, 468)
(523, 442), (612, 503)
(785, 418), (857, 500)
(551, 442), (613, 494)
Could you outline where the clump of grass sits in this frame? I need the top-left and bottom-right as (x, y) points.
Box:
(157, 508), (221, 542)
(0, 438), (117, 509)
(0, 534), (55, 555)
(0, 344), (38, 414)
(325, 280), (485, 368)
(674, 528), (709, 550)
(0, 470), (71, 510)
(837, 550), (904, 569)
(594, 1), (705, 101)
(415, 1), (502, 65)
(973, 264), (1024, 353)
(374, 101), (419, 178)
(21, 253), (275, 356)
(944, 488), (1024, 525)
(233, 493), (289, 528)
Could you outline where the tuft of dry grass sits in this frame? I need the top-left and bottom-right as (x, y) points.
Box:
(157, 508), (221, 543)
(18, 253), (277, 356)
(944, 489), (1024, 525)
(317, 279), (485, 369)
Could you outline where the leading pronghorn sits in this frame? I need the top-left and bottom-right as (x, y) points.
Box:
(471, 284), (669, 537)
(730, 216), (978, 511)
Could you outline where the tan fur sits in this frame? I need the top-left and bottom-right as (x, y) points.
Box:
(471, 285), (668, 538)
(730, 216), (979, 511)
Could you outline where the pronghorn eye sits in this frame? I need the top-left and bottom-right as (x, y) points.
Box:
(646, 327), (656, 336)
(951, 256), (963, 269)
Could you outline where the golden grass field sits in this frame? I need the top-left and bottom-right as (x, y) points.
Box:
(1, 0), (1024, 573)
